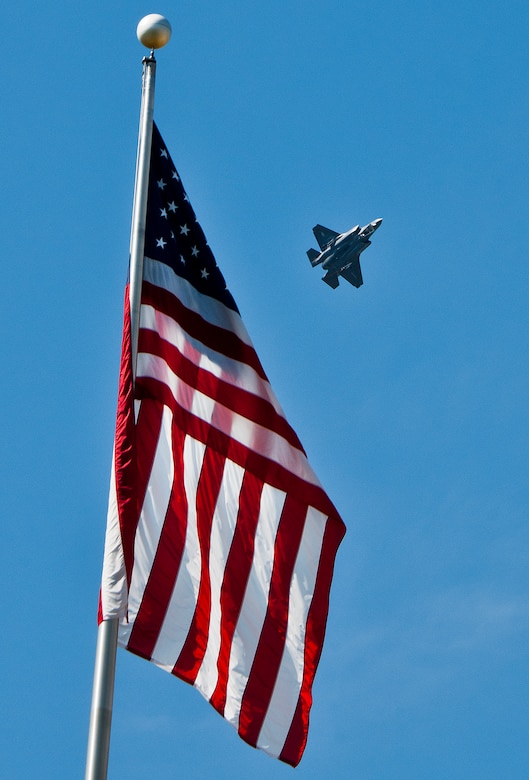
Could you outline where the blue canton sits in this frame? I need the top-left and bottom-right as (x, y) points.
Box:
(144, 122), (239, 313)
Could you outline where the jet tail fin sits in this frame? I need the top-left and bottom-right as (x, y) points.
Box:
(322, 271), (340, 289)
(307, 248), (322, 266)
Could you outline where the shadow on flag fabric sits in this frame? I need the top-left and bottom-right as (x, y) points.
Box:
(100, 122), (346, 767)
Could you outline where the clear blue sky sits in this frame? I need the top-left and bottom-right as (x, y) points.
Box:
(1, 2), (528, 778)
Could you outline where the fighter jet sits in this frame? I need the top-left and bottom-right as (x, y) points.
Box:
(307, 218), (382, 289)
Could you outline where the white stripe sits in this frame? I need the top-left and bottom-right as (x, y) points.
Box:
(151, 436), (206, 670)
(223, 483), (286, 729)
(257, 507), (328, 758)
(143, 256), (252, 346)
(100, 448), (128, 619)
(194, 459), (245, 701)
(136, 352), (320, 487)
(119, 405), (174, 646)
(140, 303), (284, 416)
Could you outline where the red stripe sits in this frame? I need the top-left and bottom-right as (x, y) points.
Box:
(138, 327), (305, 453)
(173, 447), (226, 683)
(97, 591), (103, 625)
(209, 472), (264, 715)
(114, 290), (138, 591)
(279, 518), (346, 766)
(141, 281), (268, 381)
(136, 376), (343, 523)
(279, 697), (304, 768)
(134, 398), (164, 516)
(238, 494), (307, 747)
(126, 419), (188, 660)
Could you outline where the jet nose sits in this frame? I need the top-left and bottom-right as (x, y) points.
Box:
(372, 217), (383, 230)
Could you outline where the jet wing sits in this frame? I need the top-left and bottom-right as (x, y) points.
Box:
(339, 256), (363, 288)
(313, 224), (340, 251)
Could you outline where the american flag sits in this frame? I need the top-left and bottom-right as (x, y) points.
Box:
(100, 122), (346, 766)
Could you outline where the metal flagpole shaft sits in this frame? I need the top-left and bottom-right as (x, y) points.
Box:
(129, 53), (157, 373)
(85, 618), (119, 780)
(85, 56), (156, 780)
(85, 16), (171, 779)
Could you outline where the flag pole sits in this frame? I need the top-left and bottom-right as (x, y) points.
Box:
(85, 16), (171, 780)
(129, 50), (157, 367)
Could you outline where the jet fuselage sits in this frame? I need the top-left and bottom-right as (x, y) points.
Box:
(306, 218), (382, 289)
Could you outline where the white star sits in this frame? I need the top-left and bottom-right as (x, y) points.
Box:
(180, 255), (186, 264)
(156, 237), (167, 248)
(172, 170), (180, 181)
(201, 268), (209, 279)
(168, 201), (177, 212)
(170, 231), (175, 239)
(157, 178), (166, 190)
(184, 194), (189, 202)
(160, 148), (168, 158)
(191, 246), (199, 257)
(180, 224), (190, 236)
(160, 208), (168, 219)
